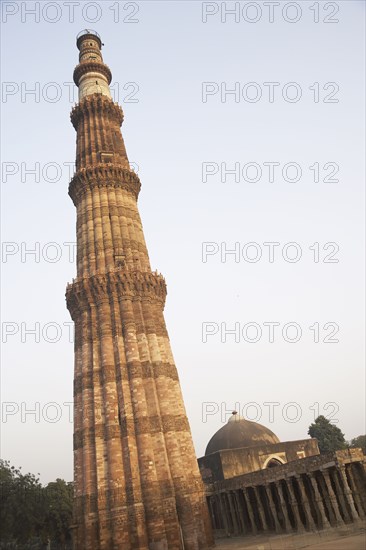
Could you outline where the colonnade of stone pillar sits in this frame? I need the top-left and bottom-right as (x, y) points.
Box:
(207, 464), (366, 537)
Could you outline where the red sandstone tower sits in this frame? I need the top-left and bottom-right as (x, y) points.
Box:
(66, 30), (213, 550)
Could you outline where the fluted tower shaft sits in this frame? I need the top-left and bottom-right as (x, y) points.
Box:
(66, 31), (213, 550)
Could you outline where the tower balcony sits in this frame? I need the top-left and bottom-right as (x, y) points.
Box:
(76, 29), (102, 50)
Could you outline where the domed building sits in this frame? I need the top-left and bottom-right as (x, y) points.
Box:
(198, 412), (366, 539)
(205, 412), (281, 456)
(199, 412), (319, 484)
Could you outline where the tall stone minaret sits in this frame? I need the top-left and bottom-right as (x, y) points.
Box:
(66, 30), (213, 550)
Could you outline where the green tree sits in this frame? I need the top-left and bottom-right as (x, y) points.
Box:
(308, 415), (347, 453)
(44, 479), (73, 545)
(0, 459), (45, 544)
(348, 435), (366, 454)
(0, 460), (73, 548)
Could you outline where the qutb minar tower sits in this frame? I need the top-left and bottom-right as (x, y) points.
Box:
(66, 30), (213, 549)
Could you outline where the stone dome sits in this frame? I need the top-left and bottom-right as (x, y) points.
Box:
(205, 411), (280, 456)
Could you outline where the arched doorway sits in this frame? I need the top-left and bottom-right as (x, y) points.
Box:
(266, 458), (283, 468)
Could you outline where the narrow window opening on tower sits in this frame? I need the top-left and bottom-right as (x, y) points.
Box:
(99, 151), (114, 163)
(115, 253), (125, 268)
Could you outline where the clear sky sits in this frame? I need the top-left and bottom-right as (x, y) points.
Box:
(1, 0), (365, 484)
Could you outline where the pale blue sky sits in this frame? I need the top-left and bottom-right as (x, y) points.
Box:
(1, 1), (365, 483)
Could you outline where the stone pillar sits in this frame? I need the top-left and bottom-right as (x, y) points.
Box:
(243, 488), (257, 535)
(265, 484), (282, 533)
(346, 466), (366, 518)
(218, 493), (230, 535)
(296, 475), (317, 531)
(322, 469), (344, 526)
(338, 466), (360, 522)
(213, 495), (223, 530)
(308, 473), (331, 529)
(233, 491), (247, 534)
(286, 478), (305, 533)
(207, 497), (216, 530)
(331, 468), (351, 522)
(317, 472), (337, 526)
(352, 465), (366, 511)
(227, 492), (240, 535)
(253, 486), (268, 531)
(274, 480), (292, 532)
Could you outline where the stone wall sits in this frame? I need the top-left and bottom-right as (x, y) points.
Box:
(199, 438), (319, 483)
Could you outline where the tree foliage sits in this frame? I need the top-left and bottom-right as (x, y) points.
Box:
(308, 415), (347, 453)
(43, 479), (73, 545)
(348, 434), (366, 454)
(0, 460), (73, 549)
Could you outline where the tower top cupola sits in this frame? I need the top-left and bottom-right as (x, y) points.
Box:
(76, 29), (102, 50)
(73, 30), (112, 100)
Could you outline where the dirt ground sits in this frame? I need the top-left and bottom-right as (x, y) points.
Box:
(214, 526), (366, 550)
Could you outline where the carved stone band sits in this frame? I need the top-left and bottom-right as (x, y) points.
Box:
(70, 94), (123, 130)
(66, 270), (167, 318)
(73, 61), (112, 87)
(69, 164), (141, 205)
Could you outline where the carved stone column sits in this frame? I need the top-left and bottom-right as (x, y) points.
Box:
(275, 480), (292, 532)
(207, 497), (216, 530)
(265, 484), (282, 533)
(286, 478), (305, 533)
(331, 469), (351, 522)
(227, 492), (240, 535)
(317, 472), (337, 525)
(308, 473), (331, 530)
(338, 466), (360, 522)
(234, 491), (247, 534)
(218, 493), (230, 535)
(215, 495), (224, 530)
(346, 466), (366, 518)
(253, 486), (268, 531)
(322, 469), (344, 526)
(243, 488), (257, 535)
(296, 475), (316, 531)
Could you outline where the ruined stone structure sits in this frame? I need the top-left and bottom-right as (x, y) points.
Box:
(66, 30), (213, 550)
(200, 414), (366, 538)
